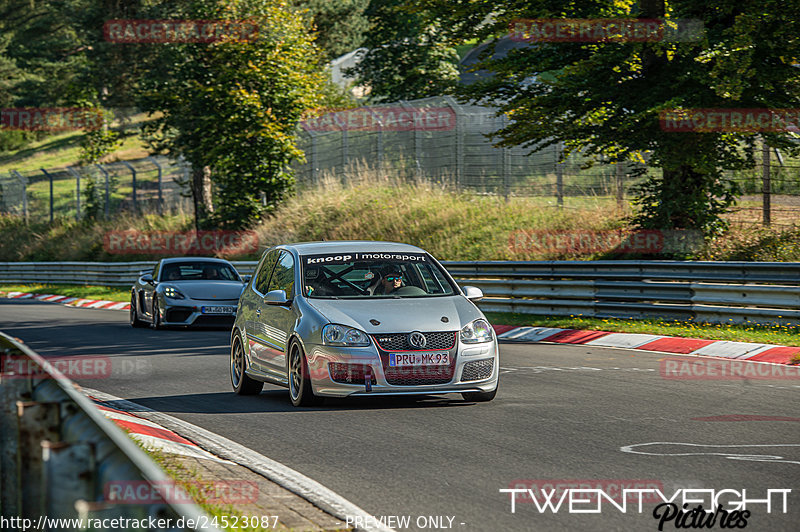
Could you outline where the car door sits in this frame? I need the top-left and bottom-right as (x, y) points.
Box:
(140, 261), (160, 319)
(244, 250), (280, 375)
(258, 250), (297, 376)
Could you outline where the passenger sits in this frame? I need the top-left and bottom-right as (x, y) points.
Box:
(204, 267), (220, 280)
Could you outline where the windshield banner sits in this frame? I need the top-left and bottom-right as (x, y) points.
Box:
(303, 252), (429, 266)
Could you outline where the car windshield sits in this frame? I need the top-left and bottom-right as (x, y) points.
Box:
(300, 252), (457, 298)
(160, 262), (240, 282)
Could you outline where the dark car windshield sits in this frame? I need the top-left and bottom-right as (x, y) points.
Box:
(159, 262), (240, 282)
(300, 252), (457, 298)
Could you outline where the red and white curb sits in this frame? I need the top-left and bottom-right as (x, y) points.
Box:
(1, 291), (130, 311)
(493, 325), (800, 365)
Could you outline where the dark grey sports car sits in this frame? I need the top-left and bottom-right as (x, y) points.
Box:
(130, 257), (247, 329)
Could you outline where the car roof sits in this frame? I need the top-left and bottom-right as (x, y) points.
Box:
(281, 240), (428, 255)
(159, 257), (234, 264)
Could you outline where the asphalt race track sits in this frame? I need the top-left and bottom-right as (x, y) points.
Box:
(2, 299), (799, 531)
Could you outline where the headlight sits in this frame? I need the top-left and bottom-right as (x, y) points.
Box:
(163, 286), (185, 300)
(322, 324), (371, 347)
(460, 319), (493, 344)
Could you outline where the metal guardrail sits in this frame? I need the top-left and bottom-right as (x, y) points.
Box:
(1, 260), (799, 325)
(0, 332), (221, 531)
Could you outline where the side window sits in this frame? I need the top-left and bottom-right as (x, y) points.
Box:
(267, 251), (295, 297)
(254, 250), (280, 295)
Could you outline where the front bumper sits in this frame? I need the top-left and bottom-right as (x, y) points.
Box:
(306, 339), (499, 397)
(159, 297), (238, 327)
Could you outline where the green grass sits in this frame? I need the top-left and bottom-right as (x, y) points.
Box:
(486, 311), (800, 348)
(0, 283), (130, 302)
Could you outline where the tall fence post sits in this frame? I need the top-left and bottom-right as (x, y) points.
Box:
(762, 139), (771, 226)
(555, 142), (564, 207)
(502, 114), (510, 202)
(367, 107), (385, 174)
(96, 164), (110, 219)
(341, 124), (349, 173)
(67, 167), (81, 220)
(615, 160), (625, 210)
(11, 170), (28, 224)
(121, 161), (137, 213)
(147, 157), (163, 215)
(40, 168), (54, 222)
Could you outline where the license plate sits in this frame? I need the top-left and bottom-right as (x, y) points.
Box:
(201, 306), (235, 314)
(389, 352), (450, 367)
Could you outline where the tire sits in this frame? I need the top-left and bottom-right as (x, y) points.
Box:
(462, 388), (497, 402)
(151, 298), (163, 330)
(288, 340), (322, 407)
(230, 336), (263, 395)
(130, 291), (147, 328)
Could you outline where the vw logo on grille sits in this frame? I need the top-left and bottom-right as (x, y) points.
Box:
(408, 331), (426, 348)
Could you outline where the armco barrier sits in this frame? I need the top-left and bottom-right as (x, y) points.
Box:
(0, 331), (221, 531)
(1, 260), (799, 325)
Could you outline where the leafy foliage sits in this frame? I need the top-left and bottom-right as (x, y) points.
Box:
(413, 0), (800, 235)
(347, 0), (460, 102)
(293, 0), (369, 61)
(139, 0), (325, 228)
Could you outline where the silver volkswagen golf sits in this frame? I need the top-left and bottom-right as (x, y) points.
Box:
(230, 241), (499, 406)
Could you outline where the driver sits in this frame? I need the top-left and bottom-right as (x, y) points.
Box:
(374, 266), (403, 295)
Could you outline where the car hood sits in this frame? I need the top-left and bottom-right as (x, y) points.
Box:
(164, 281), (243, 300)
(306, 296), (483, 333)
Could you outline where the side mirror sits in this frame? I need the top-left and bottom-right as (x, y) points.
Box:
(141, 273), (155, 284)
(264, 289), (291, 306)
(462, 285), (483, 301)
(242, 275), (252, 284)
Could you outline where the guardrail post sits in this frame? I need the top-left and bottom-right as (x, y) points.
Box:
(96, 164), (110, 219)
(11, 170), (28, 224)
(0, 371), (30, 517)
(40, 168), (54, 222)
(121, 161), (137, 213)
(17, 400), (61, 518)
(43, 441), (95, 524)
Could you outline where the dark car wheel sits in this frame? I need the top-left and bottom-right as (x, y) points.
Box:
(151, 298), (163, 330)
(231, 336), (263, 395)
(462, 387), (497, 402)
(130, 292), (147, 328)
(288, 340), (322, 407)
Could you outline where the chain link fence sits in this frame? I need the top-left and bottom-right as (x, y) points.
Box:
(0, 155), (191, 222)
(295, 96), (800, 227)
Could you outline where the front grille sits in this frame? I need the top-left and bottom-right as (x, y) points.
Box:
(166, 307), (193, 322)
(372, 331), (456, 351)
(329, 363), (377, 385)
(461, 359), (494, 381)
(373, 331), (457, 385)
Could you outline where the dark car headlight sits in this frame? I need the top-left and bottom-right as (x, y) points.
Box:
(460, 319), (493, 344)
(322, 324), (371, 347)
(163, 286), (186, 300)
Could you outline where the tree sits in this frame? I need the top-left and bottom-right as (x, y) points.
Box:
(347, 0), (460, 102)
(414, 0), (800, 236)
(293, 0), (369, 62)
(139, 0), (324, 229)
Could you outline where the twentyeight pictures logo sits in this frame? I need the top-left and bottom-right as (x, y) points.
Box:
(103, 20), (259, 43)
